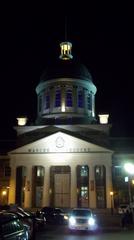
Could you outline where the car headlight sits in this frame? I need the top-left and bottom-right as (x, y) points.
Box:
(69, 216), (76, 225)
(88, 217), (95, 226)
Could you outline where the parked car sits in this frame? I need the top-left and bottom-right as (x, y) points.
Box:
(68, 208), (97, 231)
(0, 212), (29, 239)
(37, 206), (68, 224)
(15, 207), (46, 231)
(1, 204), (46, 237)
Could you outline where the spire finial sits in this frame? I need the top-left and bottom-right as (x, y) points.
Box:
(65, 16), (67, 41)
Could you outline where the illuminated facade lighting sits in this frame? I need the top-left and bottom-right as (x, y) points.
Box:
(98, 114), (109, 124)
(61, 102), (65, 112)
(2, 190), (7, 196)
(17, 117), (28, 126)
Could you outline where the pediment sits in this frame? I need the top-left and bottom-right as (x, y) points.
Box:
(9, 131), (112, 154)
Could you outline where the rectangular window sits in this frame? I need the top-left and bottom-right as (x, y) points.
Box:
(78, 90), (83, 108)
(55, 88), (61, 107)
(66, 89), (72, 107)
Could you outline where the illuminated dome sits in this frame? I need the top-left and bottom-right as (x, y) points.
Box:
(35, 41), (97, 125)
(40, 60), (93, 82)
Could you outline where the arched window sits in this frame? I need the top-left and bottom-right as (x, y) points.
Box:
(78, 89), (84, 108)
(16, 166), (27, 207)
(77, 165), (89, 208)
(95, 165), (106, 208)
(55, 88), (61, 107)
(32, 166), (44, 208)
(66, 89), (72, 107)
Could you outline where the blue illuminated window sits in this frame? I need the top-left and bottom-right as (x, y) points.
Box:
(66, 89), (72, 107)
(78, 90), (83, 108)
(55, 88), (61, 107)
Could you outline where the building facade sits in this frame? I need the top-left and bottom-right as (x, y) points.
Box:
(1, 41), (134, 210)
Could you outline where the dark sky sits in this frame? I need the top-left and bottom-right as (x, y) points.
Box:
(0, 2), (134, 138)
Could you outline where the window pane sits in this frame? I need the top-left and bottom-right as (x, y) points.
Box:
(55, 88), (61, 107)
(78, 90), (83, 108)
(80, 166), (88, 176)
(66, 89), (72, 107)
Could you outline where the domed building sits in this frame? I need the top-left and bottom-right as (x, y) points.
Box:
(1, 41), (134, 211)
(36, 42), (96, 125)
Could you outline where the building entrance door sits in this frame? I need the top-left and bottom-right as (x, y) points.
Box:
(54, 173), (70, 207)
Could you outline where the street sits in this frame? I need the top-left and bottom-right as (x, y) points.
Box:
(36, 224), (134, 240)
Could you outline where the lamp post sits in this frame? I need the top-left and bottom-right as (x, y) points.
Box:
(110, 191), (114, 215)
(124, 163), (134, 205)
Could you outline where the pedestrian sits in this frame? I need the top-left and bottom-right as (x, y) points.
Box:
(121, 210), (130, 229)
(129, 209), (133, 225)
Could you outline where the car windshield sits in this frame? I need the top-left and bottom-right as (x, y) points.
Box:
(71, 209), (91, 216)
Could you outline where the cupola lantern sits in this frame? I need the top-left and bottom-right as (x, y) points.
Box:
(59, 41), (73, 60)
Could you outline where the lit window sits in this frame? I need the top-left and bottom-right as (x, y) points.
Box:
(37, 166), (44, 177)
(80, 166), (88, 176)
(66, 89), (72, 107)
(81, 186), (88, 199)
(55, 88), (61, 107)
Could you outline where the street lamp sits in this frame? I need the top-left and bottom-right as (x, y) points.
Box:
(124, 163), (134, 204)
(110, 191), (114, 215)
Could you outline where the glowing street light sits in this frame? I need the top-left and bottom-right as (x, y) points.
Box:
(124, 163), (134, 204)
(110, 191), (114, 215)
(124, 163), (134, 175)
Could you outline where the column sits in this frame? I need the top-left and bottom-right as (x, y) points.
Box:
(106, 164), (113, 208)
(92, 94), (95, 117)
(42, 166), (50, 206)
(89, 164), (96, 208)
(84, 89), (88, 114)
(73, 86), (77, 112)
(61, 86), (65, 112)
(8, 166), (16, 204)
(24, 166), (32, 208)
(70, 165), (77, 208)
(50, 87), (54, 113)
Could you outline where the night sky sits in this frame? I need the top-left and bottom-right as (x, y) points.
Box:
(0, 3), (134, 138)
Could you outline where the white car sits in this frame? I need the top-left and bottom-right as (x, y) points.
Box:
(68, 208), (97, 231)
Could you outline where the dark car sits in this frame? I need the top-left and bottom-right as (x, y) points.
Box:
(0, 212), (29, 239)
(37, 207), (68, 225)
(1, 205), (46, 237)
(9, 206), (46, 237)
